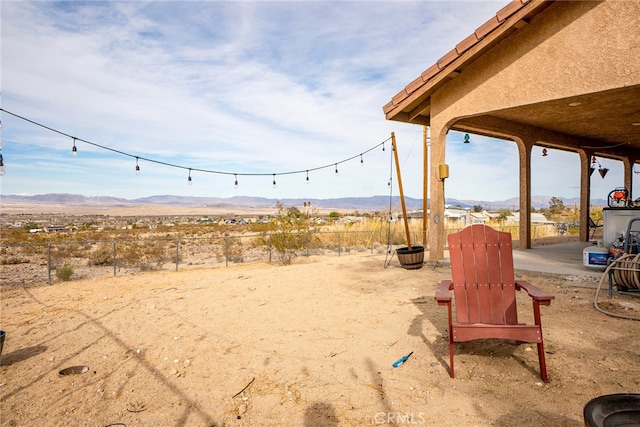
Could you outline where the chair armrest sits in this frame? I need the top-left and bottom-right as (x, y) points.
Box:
(515, 280), (554, 304)
(435, 280), (453, 304)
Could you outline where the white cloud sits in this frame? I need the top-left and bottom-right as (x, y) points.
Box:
(5, 0), (563, 202)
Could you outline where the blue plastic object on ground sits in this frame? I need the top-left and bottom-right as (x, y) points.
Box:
(393, 351), (413, 368)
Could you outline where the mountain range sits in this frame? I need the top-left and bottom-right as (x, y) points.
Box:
(0, 193), (606, 211)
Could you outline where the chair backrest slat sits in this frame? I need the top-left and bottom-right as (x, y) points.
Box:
(448, 224), (518, 325)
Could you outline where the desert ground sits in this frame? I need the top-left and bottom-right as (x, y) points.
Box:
(1, 249), (639, 427)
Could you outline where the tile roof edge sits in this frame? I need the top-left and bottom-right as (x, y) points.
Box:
(384, 0), (547, 117)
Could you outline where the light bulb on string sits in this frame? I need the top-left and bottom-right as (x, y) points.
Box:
(382, 142), (385, 152)
(335, 163), (339, 176)
(0, 153), (4, 176)
(360, 154), (364, 165)
(188, 169), (192, 185)
(135, 157), (140, 175)
(72, 138), (78, 157)
(306, 170), (309, 184)
(272, 174), (277, 188)
(234, 174), (238, 189)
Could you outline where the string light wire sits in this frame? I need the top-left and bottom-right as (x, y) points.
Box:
(0, 108), (391, 182)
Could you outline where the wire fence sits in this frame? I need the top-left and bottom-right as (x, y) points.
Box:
(0, 229), (427, 287)
(0, 223), (567, 287)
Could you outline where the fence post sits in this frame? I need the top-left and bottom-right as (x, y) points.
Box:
(47, 242), (52, 285)
(225, 235), (229, 267)
(269, 241), (272, 262)
(113, 241), (117, 276)
(338, 233), (341, 256)
(176, 239), (180, 271)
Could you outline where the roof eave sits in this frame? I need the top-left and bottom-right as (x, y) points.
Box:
(383, 0), (554, 125)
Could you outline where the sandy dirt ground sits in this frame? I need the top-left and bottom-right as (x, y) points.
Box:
(1, 253), (639, 427)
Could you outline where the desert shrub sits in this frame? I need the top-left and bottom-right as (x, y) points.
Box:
(56, 265), (74, 281)
(117, 240), (170, 269)
(89, 242), (115, 266)
(0, 256), (30, 265)
(226, 236), (244, 263)
(259, 202), (318, 265)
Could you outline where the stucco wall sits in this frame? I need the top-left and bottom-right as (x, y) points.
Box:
(431, 0), (640, 121)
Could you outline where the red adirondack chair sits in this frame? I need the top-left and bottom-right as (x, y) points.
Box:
(434, 224), (554, 382)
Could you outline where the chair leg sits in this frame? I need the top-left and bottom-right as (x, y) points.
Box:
(449, 341), (455, 378)
(537, 341), (549, 382)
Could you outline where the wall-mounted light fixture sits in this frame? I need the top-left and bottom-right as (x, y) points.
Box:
(463, 134), (470, 144)
(542, 148), (548, 157)
(437, 164), (449, 181)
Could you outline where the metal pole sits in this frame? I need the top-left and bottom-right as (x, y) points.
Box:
(175, 239), (180, 271)
(47, 242), (52, 285)
(225, 236), (229, 267)
(423, 126), (429, 247)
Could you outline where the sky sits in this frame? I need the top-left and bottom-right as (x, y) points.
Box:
(0, 1), (631, 203)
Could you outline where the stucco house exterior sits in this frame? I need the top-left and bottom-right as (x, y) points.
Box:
(383, 0), (640, 260)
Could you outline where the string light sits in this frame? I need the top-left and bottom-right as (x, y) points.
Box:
(188, 169), (192, 185)
(272, 174), (277, 188)
(234, 174), (238, 189)
(0, 108), (392, 188)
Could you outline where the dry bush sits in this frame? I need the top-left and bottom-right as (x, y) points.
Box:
(55, 265), (74, 281)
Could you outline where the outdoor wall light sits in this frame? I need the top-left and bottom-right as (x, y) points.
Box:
(542, 148), (548, 156)
(437, 164), (450, 181)
(463, 134), (470, 144)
